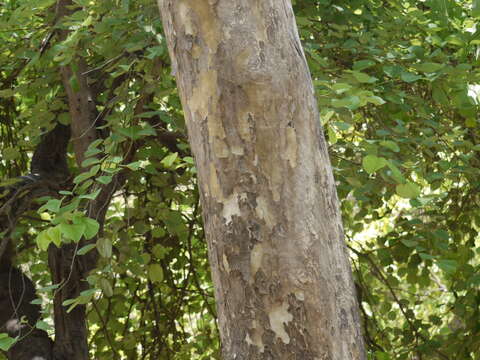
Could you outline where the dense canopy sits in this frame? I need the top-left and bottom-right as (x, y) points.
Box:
(0, 0), (479, 359)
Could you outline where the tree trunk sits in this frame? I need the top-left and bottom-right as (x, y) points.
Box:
(158, 1), (366, 359)
(45, 2), (103, 359)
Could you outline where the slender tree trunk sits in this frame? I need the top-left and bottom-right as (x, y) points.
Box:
(158, 1), (366, 359)
(46, 2), (103, 359)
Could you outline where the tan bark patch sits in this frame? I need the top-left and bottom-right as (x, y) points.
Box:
(222, 254), (230, 273)
(254, 195), (276, 230)
(190, 70), (218, 121)
(184, 0), (220, 49)
(268, 301), (293, 344)
(222, 193), (241, 225)
(250, 243), (264, 278)
(207, 162), (221, 198)
(246, 320), (265, 353)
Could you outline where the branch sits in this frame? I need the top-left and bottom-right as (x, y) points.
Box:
(348, 244), (449, 360)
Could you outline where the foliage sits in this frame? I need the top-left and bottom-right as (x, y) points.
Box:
(0, 0), (217, 359)
(0, 0), (479, 359)
(295, 0), (480, 359)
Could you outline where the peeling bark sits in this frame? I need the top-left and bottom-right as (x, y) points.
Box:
(158, 1), (366, 359)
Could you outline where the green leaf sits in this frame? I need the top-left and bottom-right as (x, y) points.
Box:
(38, 283), (60, 292)
(432, 85), (448, 104)
(366, 96), (386, 106)
(396, 182), (421, 199)
(161, 153), (178, 168)
(117, 125), (155, 140)
(400, 72), (422, 83)
(96, 175), (113, 185)
(79, 189), (101, 200)
(72, 217), (99, 240)
(48, 226), (62, 247)
(135, 110), (163, 119)
(59, 223), (86, 242)
(58, 112), (70, 125)
(84, 148), (102, 158)
(62, 298), (76, 306)
(0, 334), (16, 351)
(87, 139), (104, 150)
(352, 71), (377, 83)
(73, 172), (94, 185)
(97, 237), (112, 258)
(419, 253), (435, 260)
(146, 46), (165, 59)
(74, 164), (101, 184)
(152, 227), (166, 238)
(353, 59), (376, 71)
(468, 274), (480, 286)
(99, 278), (113, 297)
(124, 161), (142, 171)
(380, 140), (400, 152)
(39, 199), (62, 213)
(110, 156), (123, 164)
(36, 320), (52, 331)
(383, 65), (403, 78)
(183, 156), (194, 165)
(148, 264), (164, 283)
(401, 239), (418, 247)
(36, 230), (51, 251)
(81, 157), (101, 167)
(386, 161), (405, 183)
(331, 96), (361, 110)
(362, 155), (387, 174)
(334, 121), (353, 131)
(436, 259), (458, 274)
(152, 244), (167, 260)
(413, 63), (444, 73)
(374, 351), (391, 360)
(83, 218), (100, 240)
(445, 35), (465, 46)
(331, 83), (352, 94)
(141, 253), (151, 264)
(77, 244), (96, 255)
(327, 125), (338, 144)
(89, 164), (101, 175)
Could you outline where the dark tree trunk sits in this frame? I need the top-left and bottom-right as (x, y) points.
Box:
(0, 123), (72, 360)
(0, 244), (53, 360)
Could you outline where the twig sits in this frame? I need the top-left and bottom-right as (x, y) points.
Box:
(348, 244), (450, 360)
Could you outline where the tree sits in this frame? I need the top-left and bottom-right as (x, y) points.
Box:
(157, 1), (365, 358)
(1, 0), (480, 359)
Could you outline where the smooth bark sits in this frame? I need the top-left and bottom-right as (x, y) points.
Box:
(158, 1), (366, 359)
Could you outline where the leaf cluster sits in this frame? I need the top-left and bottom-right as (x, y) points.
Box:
(295, 0), (480, 358)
